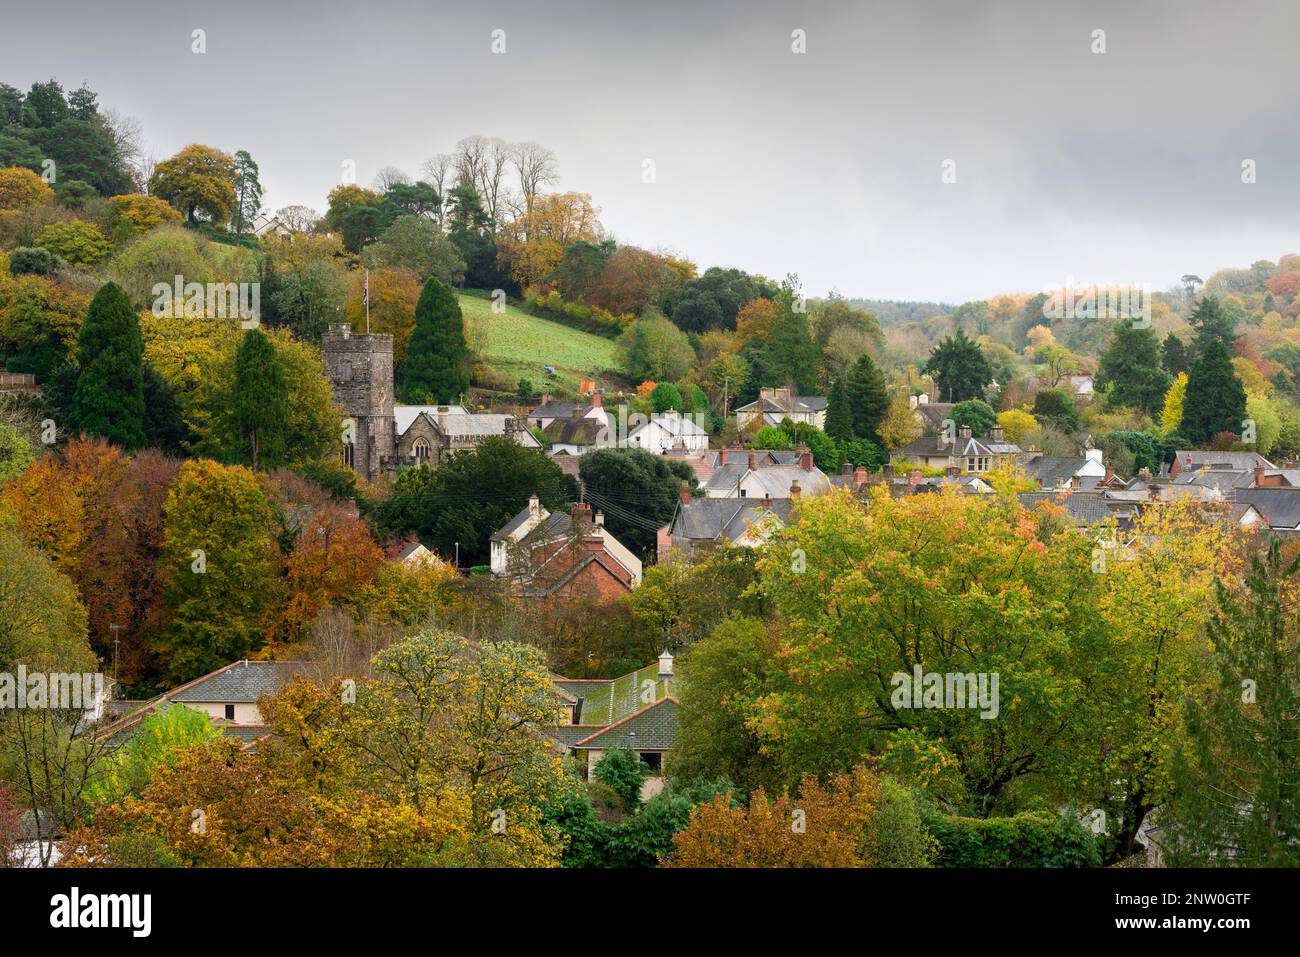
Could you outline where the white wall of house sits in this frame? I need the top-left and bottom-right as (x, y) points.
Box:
(185, 701), (263, 723)
(628, 414), (708, 452)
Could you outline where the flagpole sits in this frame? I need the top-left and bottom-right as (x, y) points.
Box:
(364, 268), (370, 334)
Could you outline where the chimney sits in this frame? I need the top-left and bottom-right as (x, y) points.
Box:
(1104, 466), (1114, 485)
(437, 406), (449, 433)
(678, 479), (691, 505)
(528, 493), (540, 518)
(908, 394), (918, 410)
(945, 465), (959, 478)
(842, 461), (853, 475)
(919, 394), (929, 406)
(959, 425), (973, 440)
(571, 501), (593, 525)
(541, 393), (551, 405)
(594, 510), (605, 526)
(1070, 474), (1081, 490)
(571, 405), (582, 420)
(719, 449), (728, 465)
(853, 466), (868, 490)
(990, 425), (1005, 443)
(882, 464), (894, 482)
(1147, 484), (1161, 502)
(1138, 467), (1152, 483)
(760, 492), (773, 508)
(588, 392), (602, 409)
(748, 451), (758, 469)
(799, 446), (813, 472)
(789, 479), (802, 500)
(1254, 465), (1265, 487)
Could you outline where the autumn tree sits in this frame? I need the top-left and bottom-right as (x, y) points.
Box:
(154, 459), (283, 683)
(497, 192), (602, 289)
(1164, 538), (1300, 866)
(148, 144), (237, 225)
(1096, 320), (1169, 415)
(276, 504), (384, 645)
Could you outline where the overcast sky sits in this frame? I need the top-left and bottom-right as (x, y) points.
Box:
(5, 0), (1299, 302)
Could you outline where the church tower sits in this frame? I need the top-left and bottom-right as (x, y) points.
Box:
(321, 323), (395, 478)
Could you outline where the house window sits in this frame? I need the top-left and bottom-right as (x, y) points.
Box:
(640, 752), (663, 773)
(224, 704), (235, 720)
(413, 438), (431, 465)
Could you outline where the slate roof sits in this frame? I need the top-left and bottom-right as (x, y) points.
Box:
(218, 724), (274, 744)
(573, 698), (679, 750)
(1022, 455), (1086, 489)
(629, 413), (707, 439)
(702, 463), (831, 497)
(1017, 490), (1116, 526)
(169, 661), (302, 703)
(1232, 488), (1300, 528)
(394, 406), (541, 447)
(1174, 450), (1275, 472)
(672, 497), (793, 541)
(734, 394), (826, 414)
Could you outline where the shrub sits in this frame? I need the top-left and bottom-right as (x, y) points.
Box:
(924, 808), (1101, 868)
(8, 245), (61, 276)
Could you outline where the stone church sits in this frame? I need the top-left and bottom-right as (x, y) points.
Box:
(322, 323), (539, 478)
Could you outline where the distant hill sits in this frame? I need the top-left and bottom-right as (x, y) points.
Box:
(845, 299), (955, 326)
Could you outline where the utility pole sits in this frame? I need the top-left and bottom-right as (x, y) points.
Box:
(109, 624), (122, 691)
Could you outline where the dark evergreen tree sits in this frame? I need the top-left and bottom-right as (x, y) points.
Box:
(949, 399), (997, 437)
(753, 309), (820, 397)
(1161, 332), (1189, 377)
(230, 150), (263, 239)
(232, 328), (289, 470)
(922, 330), (992, 402)
(141, 363), (189, 455)
(403, 277), (469, 403)
(1187, 295), (1237, 361)
(1165, 540), (1300, 866)
(845, 354), (889, 442)
(824, 378), (854, 442)
(1031, 388), (1080, 434)
(71, 282), (145, 448)
(1182, 338), (1247, 445)
(1096, 321), (1170, 415)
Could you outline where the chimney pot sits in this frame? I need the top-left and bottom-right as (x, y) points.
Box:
(842, 461), (852, 475)
(719, 449), (728, 466)
(800, 447), (813, 472)
(959, 425), (972, 439)
(789, 479), (801, 500)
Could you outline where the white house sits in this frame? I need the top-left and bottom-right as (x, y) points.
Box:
(627, 410), (709, 452)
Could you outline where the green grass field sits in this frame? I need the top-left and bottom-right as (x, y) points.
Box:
(459, 294), (625, 395)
